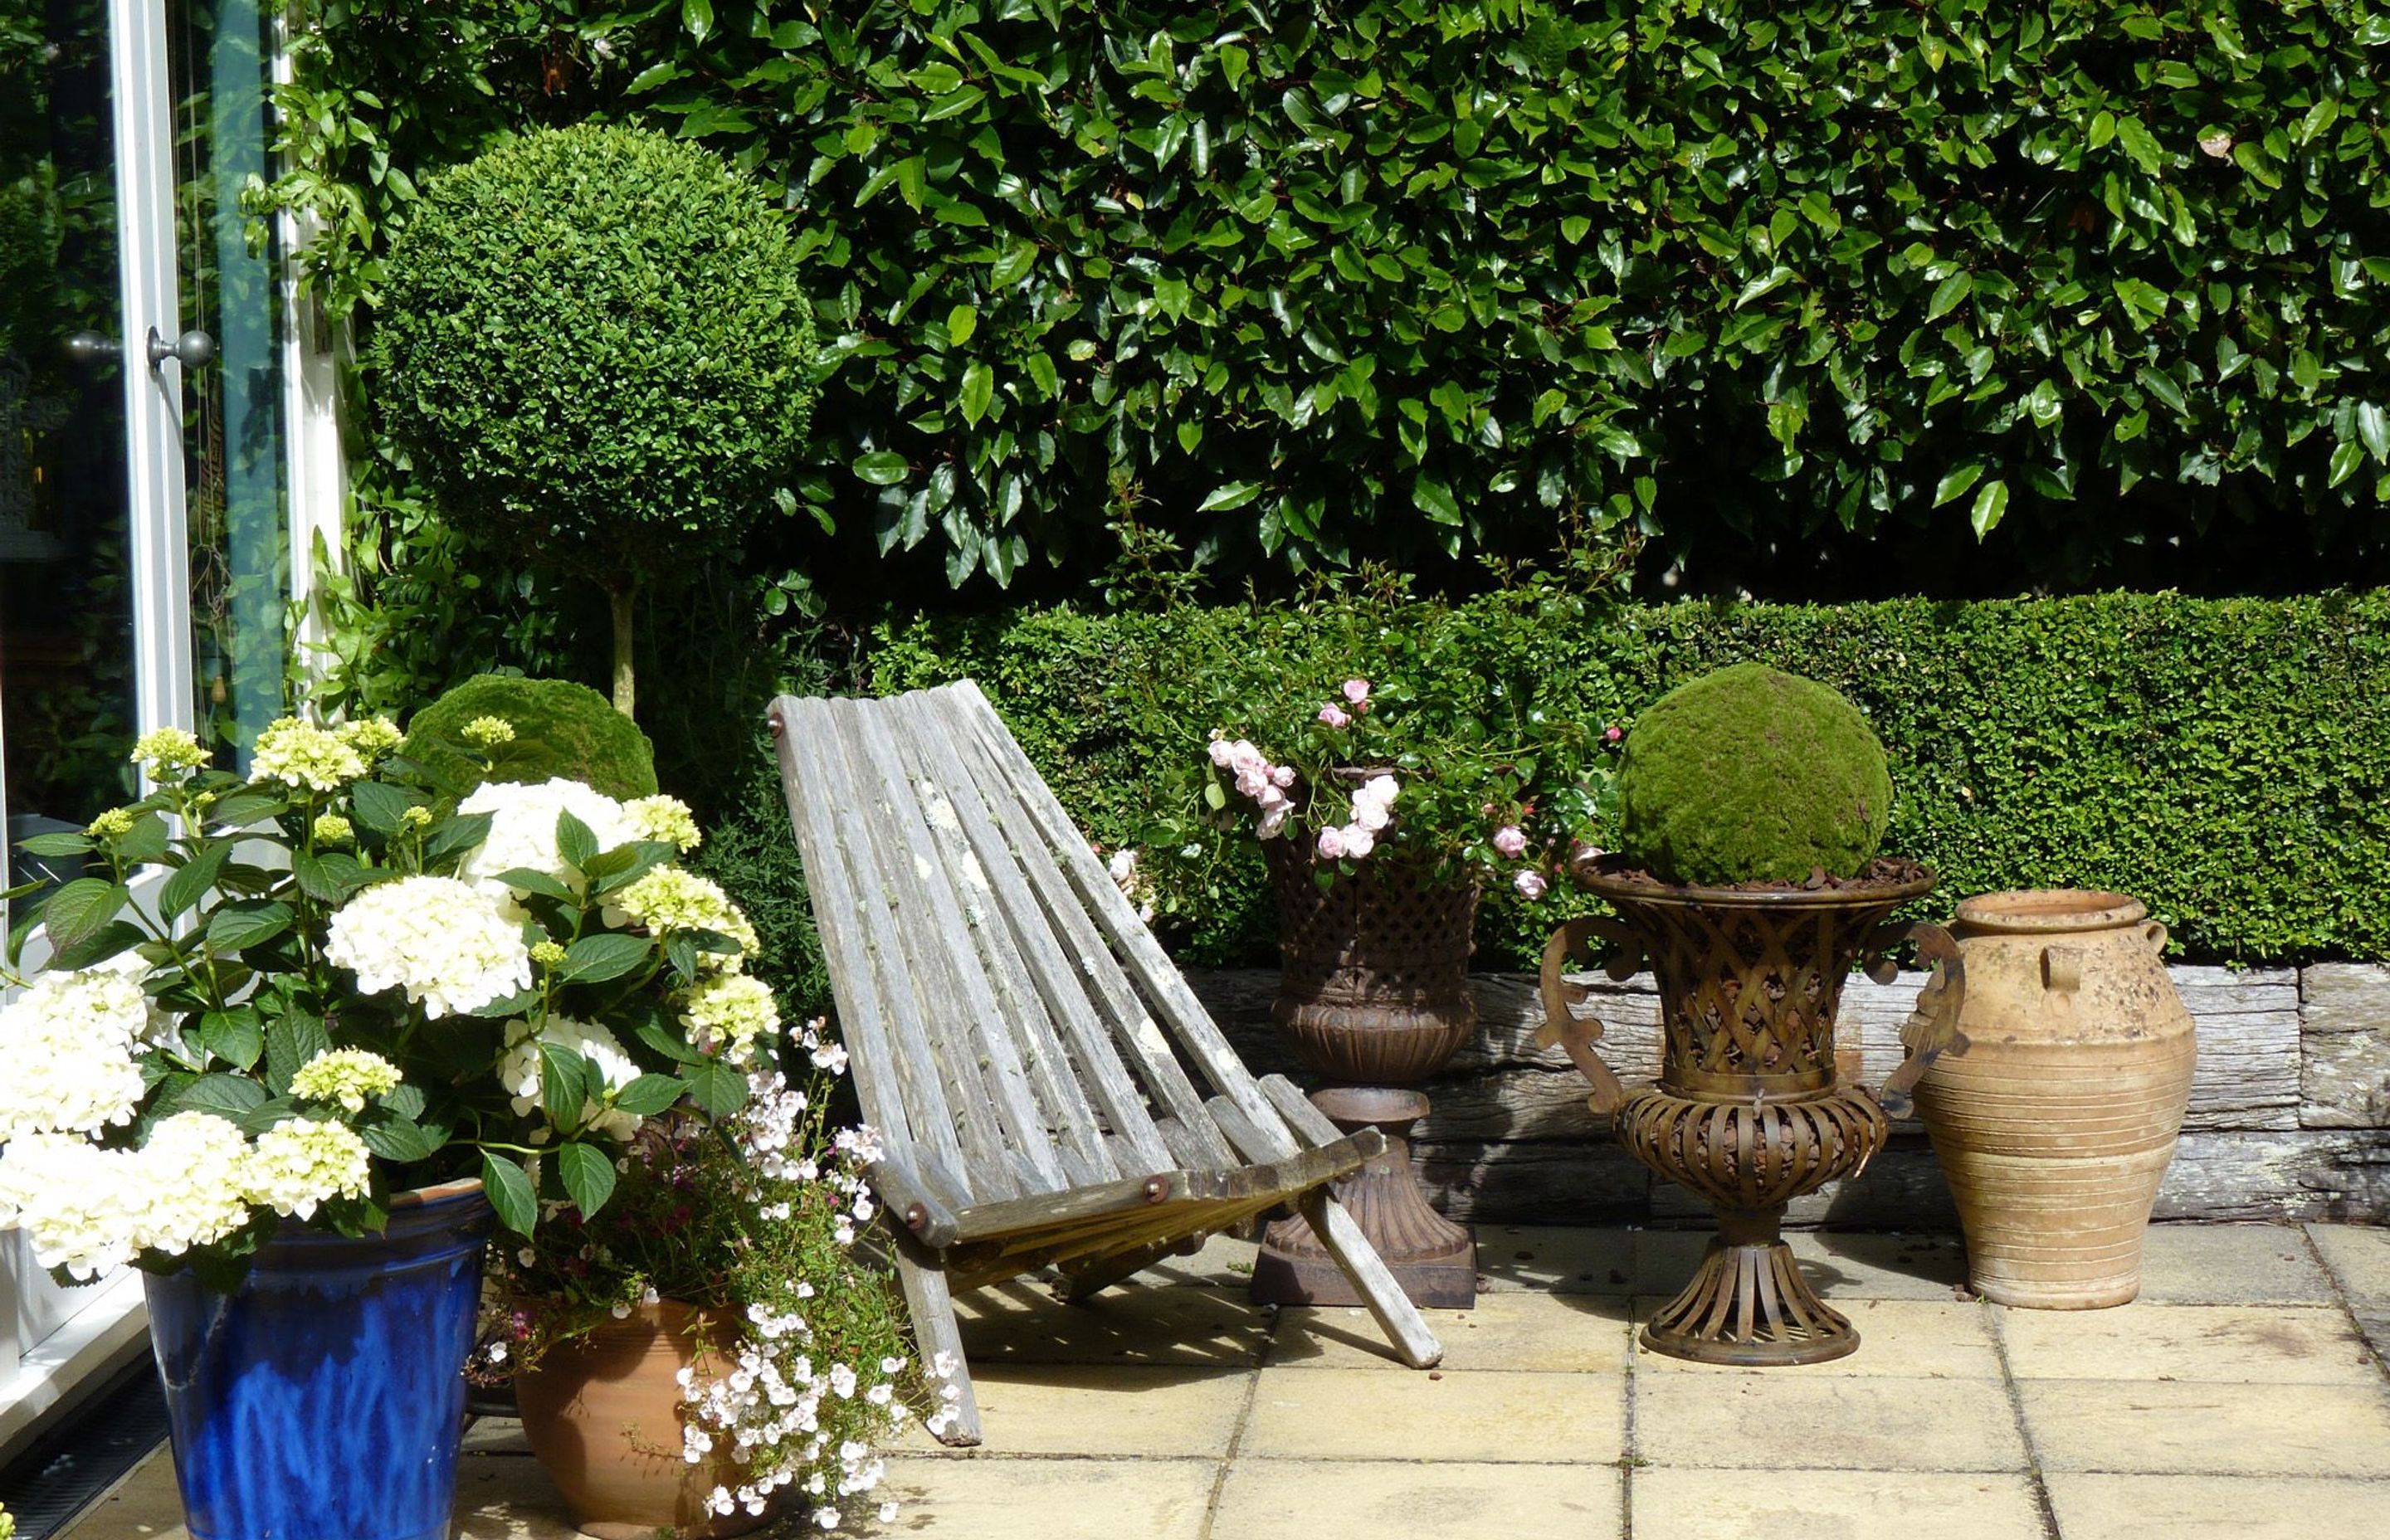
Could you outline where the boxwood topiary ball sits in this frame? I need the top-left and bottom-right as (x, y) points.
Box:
(407, 675), (658, 802)
(1616, 662), (1892, 887)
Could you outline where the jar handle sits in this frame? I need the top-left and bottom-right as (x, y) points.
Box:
(2144, 920), (2169, 954)
(1537, 917), (1640, 1118)
(1869, 919), (1969, 1118)
(2042, 944), (2084, 992)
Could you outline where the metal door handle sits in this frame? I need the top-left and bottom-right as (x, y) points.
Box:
(147, 328), (214, 369)
(62, 328), (213, 372)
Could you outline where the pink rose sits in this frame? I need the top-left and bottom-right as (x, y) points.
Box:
(1271, 764), (1295, 787)
(1316, 826), (1349, 860)
(1342, 825), (1376, 858)
(1319, 704), (1351, 729)
(1342, 679), (1370, 706)
(1256, 804), (1290, 840)
(1207, 738), (1236, 768)
(1492, 825), (1527, 858)
(1604, 724), (1623, 744)
(1514, 869), (1549, 900)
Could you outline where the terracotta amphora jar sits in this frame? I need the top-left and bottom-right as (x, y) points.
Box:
(514, 1301), (781, 1540)
(1914, 890), (2196, 1309)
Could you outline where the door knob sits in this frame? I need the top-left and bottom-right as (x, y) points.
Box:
(59, 329), (213, 372)
(147, 328), (214, 369)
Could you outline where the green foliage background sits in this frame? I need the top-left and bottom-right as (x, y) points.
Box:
(674, 588), (2390, 1015)
(270, 0), (2390, 599)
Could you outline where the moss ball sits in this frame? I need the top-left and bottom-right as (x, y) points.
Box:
(1616, 662), (1892, 887)
(407, 675), (658, 802)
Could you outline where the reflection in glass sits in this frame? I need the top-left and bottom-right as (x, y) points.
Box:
(173, 0), (288, 764)
(0, 0), (142, 882)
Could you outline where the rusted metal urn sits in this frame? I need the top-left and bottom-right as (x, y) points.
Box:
(1914, 890), (2196, 1309)
(1253, 841), (1480, 1309)
(1540, 860), (1966, 1366)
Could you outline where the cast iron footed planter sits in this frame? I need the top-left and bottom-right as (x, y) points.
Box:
(144, 1180), (496, 1540)
(1539, 859), (1968, 1364)
(1250, 839), (1480, 1309)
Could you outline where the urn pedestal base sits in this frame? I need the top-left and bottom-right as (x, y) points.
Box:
(1641, 1207), (1860, 1367)
(1250, 1087), (1476, 1310)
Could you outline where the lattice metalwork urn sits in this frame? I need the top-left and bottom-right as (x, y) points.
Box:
(1540, 860), (1966, 1365)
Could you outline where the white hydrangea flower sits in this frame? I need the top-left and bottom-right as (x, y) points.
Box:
(324, 876), (532, 1017)
(623, 795), (703, 853)
(134, 1113), (256, 1254)
(249, 716), (369, 792)
(456, 778), (637, 889)
(289, 1049), (403, 1113)
(0, 967), (154, 1140)
(499, 1016), (643, 1142)
(607, 868), (757, 967)
(0, 1134), (145, 1278)
(679, 974), (781, 1065)
(243, 1118), (371, 1220)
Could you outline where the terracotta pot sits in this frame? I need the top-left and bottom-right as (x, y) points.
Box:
(514, 1300), (779, 1540)
(1914, 889), (2196, 1309)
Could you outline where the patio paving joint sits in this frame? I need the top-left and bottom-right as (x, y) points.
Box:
(2300, 1224), (2390, 1385)
(1983, 1298), (2066, 1540)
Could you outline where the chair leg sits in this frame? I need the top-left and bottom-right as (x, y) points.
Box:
(894, 1235), (983, 1447)
(1296, 1188), (1446, 1369)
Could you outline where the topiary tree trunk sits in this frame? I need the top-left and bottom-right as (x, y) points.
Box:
(609, 582), (637, 719)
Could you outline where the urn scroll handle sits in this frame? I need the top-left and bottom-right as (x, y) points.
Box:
(1535, 917), (1643, 1118)
(1863, 919), (1969, 1118)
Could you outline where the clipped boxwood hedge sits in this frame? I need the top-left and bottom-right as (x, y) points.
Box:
(278, 0), (2390, 598)
(836, 589), (2390, 978)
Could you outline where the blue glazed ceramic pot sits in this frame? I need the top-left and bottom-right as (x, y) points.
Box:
(144, 1180), (496, 1540)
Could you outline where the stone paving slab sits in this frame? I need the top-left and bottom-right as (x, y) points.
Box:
(1631, 1466), (2047, 1540)
(54, 1225), (2390, 1540)
(2042, 1473), (2390, 1540)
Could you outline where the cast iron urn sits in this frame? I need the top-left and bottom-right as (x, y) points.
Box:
(1539, 855), (1967, 1365)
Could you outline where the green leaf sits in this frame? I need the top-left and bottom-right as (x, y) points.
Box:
(554, 811), (599, 872)
(680, 0), (712, 40)
(493, 868), (577, 901)
(556, 1142), (619, 1218)
(160, 1072), (269, 1119)
(117, 815), (170, 866)
(2113, 115), (2163, 173)
(481, 1152), (538, 1237)
(2329, 437), (2365, 487)
(52, 920), (147, 972)
(1197, 481), (1261, 514)
(41, 878), (125, 955)
(207, 900), (295, 954)
(1412, 475), (1464, 527)
(680, 1057), (745, 1117)
(539, 1041), (593, 1128)
(264, 1010), (333, 1095)
(1968, 479), (2010, 538)
(852, 451), (910, 486)
(14, 832), (91, 859)
(947, 304), (979, 346)
(960, 362), (996, 426)
(422, 812), (494, 865)
(349, 781), (420, 839)
(612, 1074), (686, 1117)
(1933, 462), (1985, 508)
(2358, 402), (2390, 463)
(193, 1006), (265, 1071)
(355, 1108), (442, 1163)
(1925, 271), (1974, 323)
(560, 933), (652, 985)
(633, 1016), (704, 1065)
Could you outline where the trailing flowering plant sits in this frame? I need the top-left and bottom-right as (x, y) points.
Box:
(0, 714), (770, 1287)
(485, 1020), (946, 1532)
(1141, 573), (1622, 904)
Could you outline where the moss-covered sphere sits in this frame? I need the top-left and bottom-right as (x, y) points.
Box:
(407, 675), (658, 802)
(1616, 663), (1892, 887)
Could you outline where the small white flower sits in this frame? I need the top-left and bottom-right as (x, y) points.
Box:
(324, 876), (531, 1018)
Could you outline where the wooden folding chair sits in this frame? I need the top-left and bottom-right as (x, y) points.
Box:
(769, 680), (1442, 1445)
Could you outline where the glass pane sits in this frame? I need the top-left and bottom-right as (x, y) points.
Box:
(0, 0), (142, 887)
(170, 0), (288, 763)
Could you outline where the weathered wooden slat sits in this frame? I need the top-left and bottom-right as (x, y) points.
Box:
(1295, 1191), (1445, 1368)
(840, 698), (1071, 1192)
(890, 691), (1168, 1177)
(890, 1231), (982, 1448)
(949, 682), (1300, 1154)
(774, 700), (974, 1204)
(1261, 1074), (1345, 1150)
(801, 700), (1021, 1201)
(928, 688), (1236, 1170)
(1204, 1094), (1300, 1165)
